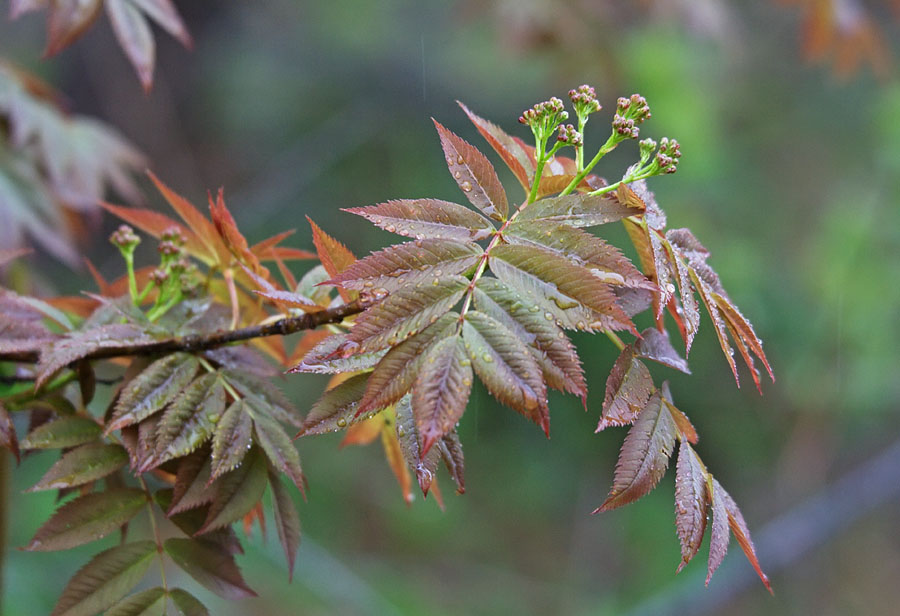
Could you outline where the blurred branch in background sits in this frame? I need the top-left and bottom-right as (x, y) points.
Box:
(627, 436), (900, 615)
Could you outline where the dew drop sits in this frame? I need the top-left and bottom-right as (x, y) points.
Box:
(337, 417), (347, 428)
(386, 225), (397, 233)
(456, 155), (464, 164)
(482, 354), (493, 363)
(544, 312), (554, 321)
(529, 305), (541, 313)
(454, 171), (461, 179)
(460, 181), (473, 192)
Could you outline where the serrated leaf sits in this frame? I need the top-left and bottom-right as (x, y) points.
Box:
(433, 119), (508, 221)
(169, 588), (209, 616)
(674, 441), (708, 573)
(344, 199), (495, 242)
(168, 454), (215, 515)
(210, 400), (252, 481)
(151, 373), (226, 468)
(664, 242), (700, 353)
(345, 275), (468, 354)
(635, 328), (690, 374)
(706, 477), (730, 586)
(394, 394), (441, 496)
(357, 312), (458, 416)
(222, 371), (300, 427)
(328, 239), (482, 293)
(690, 269), (739, 386)
(50, 541), (156, 616)
(462, 311), (548, 433)
(296, 373), (372, 436)
(250, 409), (304, 493)
(108, 353), (199, 432)
(490, 244), (634, 332)
(412, 335), (472, 454)
(505, 221), (650, 288)
(438, 430), (465, 494)
(597, 346), (654, 431)
(289, 333), (385, 375)
(719, 479), (773, 593)
(106, 586), (166, 616)
(37, 324), (154, 388)
(0, 402), (20, 463)
(473, 279), (585, 401)
(308, 217), (356, 302)
(146, 172), (224, 263)
(26, 488), (146, 551)
(516, 192), (640, 227)
(378, 406), (413, 504)
(164, 538), (257, 600)
(268, 469), (301, 580)
(457, 102), (533, 192)
(29, 443), (127, 491)
(199, 447), (267, 534)
(714, 292), (774, 383)
(594, 392), (677, 512)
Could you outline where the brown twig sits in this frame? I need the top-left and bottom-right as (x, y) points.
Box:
(0, 300), (365, 364)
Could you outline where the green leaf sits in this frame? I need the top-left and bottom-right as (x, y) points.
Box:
(222, 371), (301, 427)
(199, 446), (267, 533)
(597, 346), (654, 431)
(357, 312), (458, 416)
(268, 469), (301, 581)
(394, 394), (441, 496)
(344, 275), (468, 354)
(674, 441), (708, 573)
(36, 324), (154, 388)
(412, 335), (473, 454)
(29, 443), (128, 491)
(516, 192), (640, 227)
(433, 119), (508, 221)
(164, 538), (257, 600)
(289, 333), (386, 375)
(210, 399), (252, 481)
(0, 402), (20, 463)
(344, 199), (495, 242)
(25, 488), (146, 551)
(150, 373), (226, 469)
(594, 392), (677, 512)
(458, 101), (533, 193)
(250, 408), (304, 492)
(169, 588), (210, 616)
(462, 311), (548, 434)
(50, 541), (156, 616)
(21, 415), (102, 450)
(328, 239), (482, 293)
(296, 373), (372, 437)
(106, 587), (167, 616)
(505, 221), (650, 289)
(473, 279), (585, 401)
(108, 353), (199, 432)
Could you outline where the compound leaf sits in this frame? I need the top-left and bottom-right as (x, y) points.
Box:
(108, 353), (199, 432)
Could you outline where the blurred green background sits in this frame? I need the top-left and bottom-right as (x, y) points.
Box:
(3, 1), (900, 614)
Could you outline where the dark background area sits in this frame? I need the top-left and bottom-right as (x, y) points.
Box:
(2, 1), (900, 614)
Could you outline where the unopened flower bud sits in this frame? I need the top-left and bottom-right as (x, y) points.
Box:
(557, 124), (583, 147)
(569, 84), (602, 118)
(110, 225), (140, 250)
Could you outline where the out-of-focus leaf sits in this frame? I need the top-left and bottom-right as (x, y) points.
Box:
(210, 400), (252, 481)
(674, 441), (708, 573)
(105, 0), (155, 91)
(29, 443), (127, 491)
(378, 406), (414, 504)
(462, 311), (548, 433)
(412, 335), (472, 454)
(106, 586), (166, 616)
(328, 239), (482, 293)
(344, 276), (468, 354)
(344, 199), (495, 242)
(0, 402), (21, 463)
(199, 446), (267, 533)
(169, 588), (210, 616)
(296, 373), (371, 437)
(108, 353), (199, 432)
(594, 392), (677, 512)
(164, 538), (257, 600)
(50, 541), (156, 616)
(25, 488), (146, 551)
(516, 192), (640, 228)
(597, 346), (654, 431)
(222, 371), (300, 427)
(45, 0), (103, 56)
(635, 328), (690, 374)
(433, 119), (508, 221)
(268, 469), (301, 580)
(458, 101), (533, 192)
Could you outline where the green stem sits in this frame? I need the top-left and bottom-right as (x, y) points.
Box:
(604, 330), (626, 351)
(575, 116), (587, 172)
(123, 253), (139, 305)
(559, 132), (623, 197)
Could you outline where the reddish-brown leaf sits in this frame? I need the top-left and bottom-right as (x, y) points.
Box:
(674, 441), (708, 573)
(393, 394), (441, 498)
(690, 269), (739, 386)
(706, 477), (730, 586)
(344, 199), (495, 242)
(720, 480), (773, 593)
(0, 403), (20, 463)
(164, 538), (257, 600)
(147, 172), (226, 263)
(378, 405), (414, 504)
(412, 335), (473, 454)
(714, 292), (774, 383)
(105, 0), (155, 91)
(307, 217), (356, 302)
(457, 101), (533, 192)
(438, 430), (465, 494)
(433, 119), (508, 221)
(267, 468), (301, 580)
(597, 346), (654, 431)
(517, 192), (641, 228)
(635, 327), (690, 374)
(45, 0), (103, 57)
(594, 392), (677, 512)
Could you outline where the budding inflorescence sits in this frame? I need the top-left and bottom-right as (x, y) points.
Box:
(557, 123), (583, 147)
(655, 137), (681, 174)
(110, 225), (140, 251)
(612, 94), (651, 139)
(569, 85), (601, 121)
(519, 97), (569, 145)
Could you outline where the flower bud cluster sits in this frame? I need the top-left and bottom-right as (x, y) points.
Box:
(519, 97), (569, 144)
(557, 124), (583, 147)
(655, 137), (681, 174)
(569, 85), (601, 120)
(110, 225), (140, 250)
(613, 94), (651, 139)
